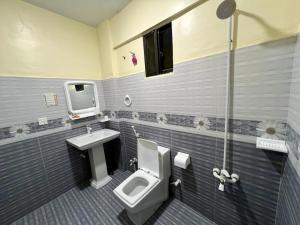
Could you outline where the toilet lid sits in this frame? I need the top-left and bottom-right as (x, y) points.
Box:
(137, 139), (159, 177)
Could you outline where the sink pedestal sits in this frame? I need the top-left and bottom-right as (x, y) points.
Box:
(88, 144), (112, 189)
(66, 129), (120, 189)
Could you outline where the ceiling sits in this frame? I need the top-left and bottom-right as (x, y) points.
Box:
(23, 0), (131, 26)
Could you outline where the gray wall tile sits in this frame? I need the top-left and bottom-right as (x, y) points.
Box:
(0, 77), (106, 128)
(276, 34), (300, 225)
(0, 139), (49, 225)
(214, 140), (284, 225)
(102, 38), (295, 122)
(116, 121), (285, 225)
(0, 122), (109, 225)
(288, 34), (300, 134)
(276, 158), (300, 225)
(38, 127), (91, 199)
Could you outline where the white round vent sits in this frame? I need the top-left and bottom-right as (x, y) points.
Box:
(124, 95), (132, 107)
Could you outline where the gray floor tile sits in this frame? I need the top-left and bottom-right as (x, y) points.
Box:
(11, 170), (217, 225)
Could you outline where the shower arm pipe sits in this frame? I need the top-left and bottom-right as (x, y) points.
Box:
(222, 16), (233, 170)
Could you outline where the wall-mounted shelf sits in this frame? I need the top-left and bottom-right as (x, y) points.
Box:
(256, 137), (288, 153)
(99, 118), (110, 123)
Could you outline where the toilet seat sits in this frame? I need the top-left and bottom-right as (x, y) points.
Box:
(113, 170), (160, 207)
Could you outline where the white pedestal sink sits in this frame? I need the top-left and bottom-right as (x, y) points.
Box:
(66, 129), (120, 189)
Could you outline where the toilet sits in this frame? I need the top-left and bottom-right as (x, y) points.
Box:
(113, 139), (170, 225)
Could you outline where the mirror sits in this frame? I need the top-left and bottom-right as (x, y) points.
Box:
(64, 81), (100, 120)
(69, 84), (95, 110)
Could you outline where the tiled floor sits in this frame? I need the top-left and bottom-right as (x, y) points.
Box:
(11, 170), (217, 225)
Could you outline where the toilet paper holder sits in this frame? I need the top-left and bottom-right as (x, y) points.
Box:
(174, 152), (190, 169)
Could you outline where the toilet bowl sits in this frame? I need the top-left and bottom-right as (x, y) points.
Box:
(114, 139), (170, 225)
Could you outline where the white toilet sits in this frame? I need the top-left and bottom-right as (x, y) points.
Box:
(113, 139), (171, 225)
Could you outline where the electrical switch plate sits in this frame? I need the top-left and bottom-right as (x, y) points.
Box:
(44, 93), (58, 106)
(256, 137), (288, 153)
(38, 117), (48, 125)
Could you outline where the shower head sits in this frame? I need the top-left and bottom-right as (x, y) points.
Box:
(216, 0), (236, 19)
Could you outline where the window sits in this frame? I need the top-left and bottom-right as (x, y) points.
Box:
(143, 23), (173, 77)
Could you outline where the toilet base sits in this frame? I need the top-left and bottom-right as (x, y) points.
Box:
(127, 202), (161, 225)
(90, 176), (112, 189)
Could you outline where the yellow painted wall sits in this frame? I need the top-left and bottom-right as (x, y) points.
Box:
(1, 0), (300, 80)
(97, 21), (114, 80)
(98, 0), (300, 79)
(109, 0), (200, 47)
(111, 38), (145, 77)
(0, 0), (101, 79)
(173, 0), (300, 63)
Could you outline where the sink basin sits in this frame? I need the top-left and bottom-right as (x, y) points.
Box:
(67, 129), (120, 150)
(66, 128), (120, 189)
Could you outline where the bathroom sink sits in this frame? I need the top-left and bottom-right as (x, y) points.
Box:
(66, 129), (120, 150)
(66, 128), (120, 189)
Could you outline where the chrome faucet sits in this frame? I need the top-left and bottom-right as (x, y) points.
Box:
(86, 125), (92, 134)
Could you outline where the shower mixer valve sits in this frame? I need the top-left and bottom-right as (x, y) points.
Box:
(213, 168), (239, 192)
(129, 157), (138, 171)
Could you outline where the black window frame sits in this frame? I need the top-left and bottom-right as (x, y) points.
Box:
(143, 22), (173, 77)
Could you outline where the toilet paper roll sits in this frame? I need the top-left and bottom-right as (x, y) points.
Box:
(174, 152), (190, 169)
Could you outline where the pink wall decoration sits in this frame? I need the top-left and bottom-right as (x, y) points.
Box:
(130, 52), (138, 66)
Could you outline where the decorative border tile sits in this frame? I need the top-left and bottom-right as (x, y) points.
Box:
(206, 117), (217, 131)
(229, 119), (243, 135)
(110, 110), (264, 138)
(256, 120), (287, 140)
(216, 118), (225, 132)
(0, 109), (288, 142)
(242, 120), (259, 137)
(27, 118), (63, 133)
(0, 118), (66, 141)
(165, 114), (195, 128)
(0, 127), (13, 140)
(116, 110), (133, 119)
(138, 112), (157, 123)
(102, 110), (111, 117)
